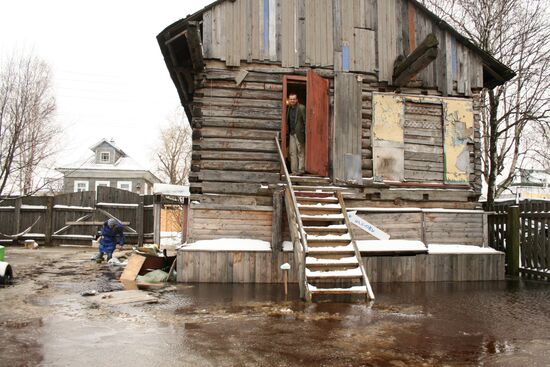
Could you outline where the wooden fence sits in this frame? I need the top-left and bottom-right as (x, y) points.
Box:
(0, 187), (155, 246)
(487, 200), (550, 279)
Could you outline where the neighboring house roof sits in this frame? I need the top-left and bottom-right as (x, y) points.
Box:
(56, 140), (162, 183)
(89, 138), (127, 156)
(58, 155), (148, 172)
(159, 0), (515, 88)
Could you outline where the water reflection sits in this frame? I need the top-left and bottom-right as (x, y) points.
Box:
(165, 279), (550, 366)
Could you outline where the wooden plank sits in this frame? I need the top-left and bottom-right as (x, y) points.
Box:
(198, 127), (278, 140)
(120, 254), (146, 281)
(191, 208), (273, 219)
(202, 10), (213, 58)
(197, 117), (280, 130)
(197, 170), (280, 183)
(197, 150), (279, 162)
(269, 0), (277, 60)
(198, 160), (279, 172)
(196, 138), (277, 152)
(333, 73), (362, 182)
(377, 0), (398, 83)
(393, 33), (439, 86)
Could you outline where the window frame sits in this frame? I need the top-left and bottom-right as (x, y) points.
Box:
(117, 181), (132, 191)
(95, 180), (110, 190)
(74, 180), (89, 192)
(99, 151), (111, 163)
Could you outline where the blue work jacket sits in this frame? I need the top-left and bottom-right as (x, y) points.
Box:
(99, 221), (125, 253)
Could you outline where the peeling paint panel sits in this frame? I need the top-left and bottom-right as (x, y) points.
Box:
(372, 94), (405, 181)
(372, 94), (405, 143)
(443, 99), (474, 184)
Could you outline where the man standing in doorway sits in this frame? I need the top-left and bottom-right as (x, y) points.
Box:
(287, 93), (306, 175)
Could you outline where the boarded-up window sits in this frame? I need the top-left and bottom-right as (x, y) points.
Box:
(372, 93), (474, 185)
(404, 101), (444, 183)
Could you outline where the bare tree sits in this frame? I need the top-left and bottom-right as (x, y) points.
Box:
(0, 51), (58, 195)
(155, 107), (192, 185)
(423, 0), (550, 204)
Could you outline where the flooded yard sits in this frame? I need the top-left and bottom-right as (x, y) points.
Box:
(1, 247), (549, 366)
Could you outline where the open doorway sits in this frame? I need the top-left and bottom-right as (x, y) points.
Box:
(281, 71), (329, 177)
(281, 76), (307, 174)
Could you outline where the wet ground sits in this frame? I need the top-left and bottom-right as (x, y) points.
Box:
(1, 247), (550, 366)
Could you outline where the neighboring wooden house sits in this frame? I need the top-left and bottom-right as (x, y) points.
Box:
(57, 139), (161, 194)
(157, 0), (513, 299)
(499, 169), (550, 201)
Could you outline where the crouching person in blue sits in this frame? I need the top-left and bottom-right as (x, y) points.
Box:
(93, 218), (125, 263)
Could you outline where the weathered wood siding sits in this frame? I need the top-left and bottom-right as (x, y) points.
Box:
(188, 207), (273, 242)
(363, 253), (504, 282)
(178, 249), (298, 283)
(200, 0), (485, 95)
(333, 73), (363, 182)
(350, 209), (486, 246)
(177, 250), (505, 283)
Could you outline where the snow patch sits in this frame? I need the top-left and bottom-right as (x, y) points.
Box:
(53, 205), (94, 210)
(306, 267), (362, 278)
(428, 244), (502, 254)
(180, 238), (272, 252)
(356, 240), (427, 253)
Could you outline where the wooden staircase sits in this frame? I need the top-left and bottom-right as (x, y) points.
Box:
(274, 137), (373, 302)
(293, 176), (374, 301)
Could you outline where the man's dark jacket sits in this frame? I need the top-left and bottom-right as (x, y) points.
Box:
(287, 103), (306, 144)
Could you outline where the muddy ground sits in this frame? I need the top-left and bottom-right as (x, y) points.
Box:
(1, 247), (549, 367)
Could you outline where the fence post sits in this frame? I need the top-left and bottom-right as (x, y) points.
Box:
(13, 197), (22, 245)
(153, 195), (162, 245)
(506, 205), (520, 277)
(136, 199), (144, 246)
(271, 189), (283, 252)
(45, 196), (54, 246)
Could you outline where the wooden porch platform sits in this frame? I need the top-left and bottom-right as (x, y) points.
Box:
(177, 247), (505, 283)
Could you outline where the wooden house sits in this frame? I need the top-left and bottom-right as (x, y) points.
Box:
(157, 0), (513, 300)
(57, 139), (161, 195)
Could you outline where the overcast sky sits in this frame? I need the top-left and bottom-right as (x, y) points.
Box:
(0, 0), (212, 177)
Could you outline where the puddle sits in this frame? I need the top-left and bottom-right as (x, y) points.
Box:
(2, 250), (550, 367)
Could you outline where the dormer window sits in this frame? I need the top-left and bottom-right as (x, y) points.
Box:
(100, 151), (110, 163)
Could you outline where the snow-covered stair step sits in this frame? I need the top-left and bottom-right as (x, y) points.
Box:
(293, 185), (351, 193)
(300, 213), (345, 222)
(308, 284), (368, 295)
(306, 256), (359, 267)
(307, 243), (355, 254)
(304, 224), (348, 234)
(294, 191), (336, 198)
(298, 203), (341, 211)
(307, 233), (351, 241)
(296, 196), (339, 204)
(306, 267), (362, 279)
(287, 176), (332, 185)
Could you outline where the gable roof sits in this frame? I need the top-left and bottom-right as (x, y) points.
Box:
(159, 0), (515, 88)
(89, 138), (126, 156)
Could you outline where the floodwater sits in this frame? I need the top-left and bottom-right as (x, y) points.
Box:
(1, 249), (550, 366)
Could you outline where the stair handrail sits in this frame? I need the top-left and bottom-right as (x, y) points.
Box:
(336, 191), (375, 300)
(275, 135), (310, 300)
(274, 136), (308, 253)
